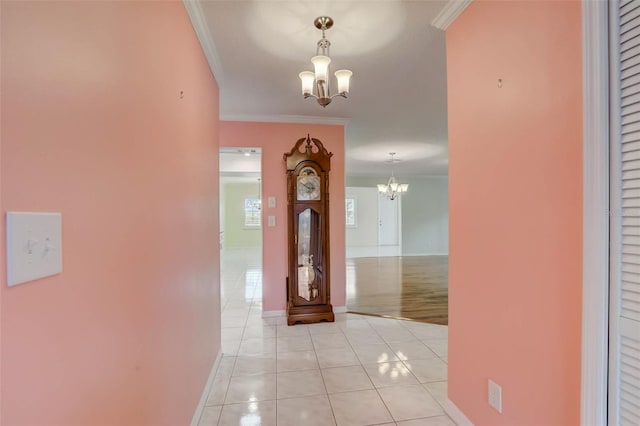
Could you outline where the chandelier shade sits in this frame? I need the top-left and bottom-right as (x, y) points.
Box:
(311, 55), (331, 81)
(335, 70), (353, 94)
(299, 71), (315, 96)
(299, 16), (352, 107)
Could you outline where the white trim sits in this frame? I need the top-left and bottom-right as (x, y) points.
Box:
(402, 251), (449, 256)
(348, 173), (449, 179)
(581, 1), (610, 425)
(444, 399), (474, 426)
(334, 306), (348, 314)
(607, 1), (623, 425)
(190, 350), (223, 426)
(183, 0), (225, 85)
(220, 113), (350, 126)
(431, 0), (473, 30)
(262, 309), (285, 318)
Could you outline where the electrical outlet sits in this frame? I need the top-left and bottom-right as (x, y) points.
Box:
(488, 379), (502, 413)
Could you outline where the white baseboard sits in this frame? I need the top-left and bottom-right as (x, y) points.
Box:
(444, 398), (474, 426)
(190, 350), (223, 426)
(334, 306), (348, 313)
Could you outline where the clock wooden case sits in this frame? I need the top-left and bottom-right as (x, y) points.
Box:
(284, 135), (335, 325)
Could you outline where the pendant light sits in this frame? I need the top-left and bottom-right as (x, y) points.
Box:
(299, 16), (353, 107)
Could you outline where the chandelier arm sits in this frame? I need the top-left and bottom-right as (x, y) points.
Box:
(329, 92), (348, 99)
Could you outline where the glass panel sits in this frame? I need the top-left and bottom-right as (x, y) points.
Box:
(297, 209), (318, 301)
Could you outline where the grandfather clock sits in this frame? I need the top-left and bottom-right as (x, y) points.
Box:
(284, 135), (335, 325)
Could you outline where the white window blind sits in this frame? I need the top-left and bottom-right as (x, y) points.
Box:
(611, 1), (640, 424)
(345, 196), (357, 227)
(244, 197), (261, 228)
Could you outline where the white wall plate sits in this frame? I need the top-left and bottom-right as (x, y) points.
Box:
(6, 212), (63, 286)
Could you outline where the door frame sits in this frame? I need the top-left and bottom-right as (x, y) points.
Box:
(581, 1), (609, 425)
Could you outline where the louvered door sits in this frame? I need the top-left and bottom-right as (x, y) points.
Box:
(610, 1), (640, 425)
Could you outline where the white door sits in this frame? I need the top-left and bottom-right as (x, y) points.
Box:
(610, 1), (640, 424)
(378, 194), (400, 246)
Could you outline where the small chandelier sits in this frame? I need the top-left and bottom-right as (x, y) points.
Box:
(378, 153), (409, 200)
(299, 16), (353, 107)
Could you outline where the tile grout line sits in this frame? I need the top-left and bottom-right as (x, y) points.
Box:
(215, 249), (452, 426)
(274, 317), (279, 424)
(217, 263), (260, 425)
(349, 318), (396, 425)
(311, 331), (340, 426)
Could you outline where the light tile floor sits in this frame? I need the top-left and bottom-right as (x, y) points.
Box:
(200, 248), (454, 426)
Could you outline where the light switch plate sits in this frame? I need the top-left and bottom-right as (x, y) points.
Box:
(268, 215), (276, 227)
(268, 196), (276, 208)
(6, 212), (63, 286)
(488, 379), (502, 413)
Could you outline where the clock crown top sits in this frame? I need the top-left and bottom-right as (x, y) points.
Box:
(284, 134), (333, 172)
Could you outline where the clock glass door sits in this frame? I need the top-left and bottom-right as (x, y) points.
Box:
(297, 208), (322, 302)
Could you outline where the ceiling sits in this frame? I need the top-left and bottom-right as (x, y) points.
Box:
(196, 1), (449, 177)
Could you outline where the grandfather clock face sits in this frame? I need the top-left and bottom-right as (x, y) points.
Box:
(297, 167), (321, 201)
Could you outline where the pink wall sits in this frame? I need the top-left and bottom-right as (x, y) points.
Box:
(220, 121), (346, 311)
(447, 1), (583, 425)
(1, 2), (220, 425)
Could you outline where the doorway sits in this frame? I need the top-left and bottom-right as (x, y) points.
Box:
(344, 179), (449, 324)
(218, 147), (263, 354)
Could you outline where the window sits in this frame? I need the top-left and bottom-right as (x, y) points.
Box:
(345, 196), (357, 227)
(244, 197), (261, 228)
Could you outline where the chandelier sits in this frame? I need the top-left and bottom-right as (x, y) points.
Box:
(377, 153), (409, 200)
(298, 16), (353, 107)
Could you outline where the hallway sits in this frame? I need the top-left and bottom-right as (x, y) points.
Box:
(199, 248), (452, 425)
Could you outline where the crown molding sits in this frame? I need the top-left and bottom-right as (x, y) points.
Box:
(220, 114), (350, 126)
(431, 0), (473, 30)
(183, 0), (225, 85)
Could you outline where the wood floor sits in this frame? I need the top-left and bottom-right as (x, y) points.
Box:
(346, 255), (448, 325)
